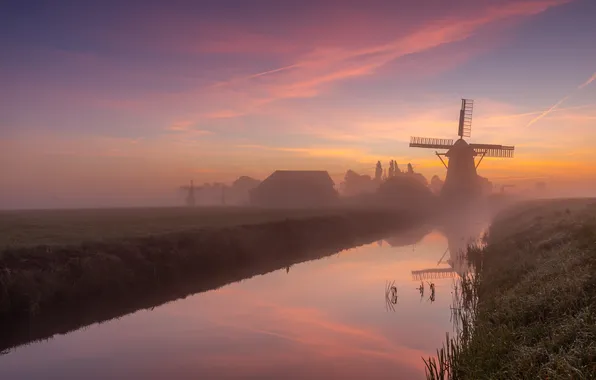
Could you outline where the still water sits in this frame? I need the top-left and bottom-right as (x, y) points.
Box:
(0, 222), (485, 380)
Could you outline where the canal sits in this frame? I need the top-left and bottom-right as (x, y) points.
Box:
(0, 220), (486, 379)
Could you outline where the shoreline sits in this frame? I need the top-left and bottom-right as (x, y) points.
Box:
(0, 209), (427, 353)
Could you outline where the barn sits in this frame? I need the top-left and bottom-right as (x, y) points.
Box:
(250, 170), (338, 208)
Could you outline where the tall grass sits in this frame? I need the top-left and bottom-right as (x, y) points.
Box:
(423, 245), (481, 380)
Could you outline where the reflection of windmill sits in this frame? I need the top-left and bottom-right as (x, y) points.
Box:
(411, 246), (458, 281)
(411, 219), (488, 281)
(385, 280), (398, 312)
(409, 99), (515, 199)
(411, 268), (458, 281)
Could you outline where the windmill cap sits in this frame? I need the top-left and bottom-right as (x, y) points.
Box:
(446, 138), (476, 157)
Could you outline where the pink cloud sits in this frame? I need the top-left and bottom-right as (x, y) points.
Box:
(166, 120), (195, 131)
(202, 110), (249, 119)
(25, 0), (567, 131)
(205, 0), (570, 117)
(129, 1), (568, 59)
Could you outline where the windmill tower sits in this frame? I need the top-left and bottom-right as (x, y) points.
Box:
(409, 99), (515, 200)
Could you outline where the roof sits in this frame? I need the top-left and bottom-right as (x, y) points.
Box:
(251, 170), (337, 207)
(258, 170), (335, 188)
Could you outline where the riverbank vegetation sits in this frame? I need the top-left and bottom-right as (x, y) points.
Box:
(425, 198), (596, 379)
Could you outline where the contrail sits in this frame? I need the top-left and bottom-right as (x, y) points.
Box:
(578, 71), (596, 89)
(526, 71), (596, 127)
(210, 64), (298, 89)
(247, 64), (298, 79)
(526, 94), (572, 127)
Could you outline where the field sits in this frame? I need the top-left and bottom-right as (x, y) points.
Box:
(0, 206), (354, 248)
(426, 198), (596, 379)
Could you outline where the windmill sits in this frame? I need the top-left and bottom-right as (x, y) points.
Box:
(409, 99), (515, 199)
(186, 180), (196, 207)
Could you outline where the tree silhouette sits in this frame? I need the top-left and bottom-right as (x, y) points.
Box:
(430, 175), (444, 194)
(341, 169), (376, 196)
(377, 174), (434, 206)
(375, 161), (383, 182)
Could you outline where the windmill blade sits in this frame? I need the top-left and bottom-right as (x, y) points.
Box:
(409, 136), (454, 149)
(437, 247), (449, 265)
(411, 268), (457, 281)
(470, 143), (515, 158)
(458, 99), (473, 138)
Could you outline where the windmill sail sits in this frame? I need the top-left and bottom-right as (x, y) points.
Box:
(470, 144), (515, 158)
(458, 99), (473, 138)
(409, 136), (454, 149)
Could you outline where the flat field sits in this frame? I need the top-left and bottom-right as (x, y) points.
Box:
(0, 206), (351, 247)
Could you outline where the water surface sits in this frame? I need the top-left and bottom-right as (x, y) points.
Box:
(0, 223), (485, 379)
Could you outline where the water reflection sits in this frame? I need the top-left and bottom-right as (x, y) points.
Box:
(397, 217), (488, 285)
(0, 220), (488, 380)
(384, 223), (434, 249)
(384, 280), (398, 312)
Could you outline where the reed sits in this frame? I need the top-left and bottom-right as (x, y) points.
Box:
(423, 245), (480, 380)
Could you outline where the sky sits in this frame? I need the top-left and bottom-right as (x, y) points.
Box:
(1, 0), (596, 208)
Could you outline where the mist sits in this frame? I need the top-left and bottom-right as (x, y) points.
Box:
(2, 169), (596, 210)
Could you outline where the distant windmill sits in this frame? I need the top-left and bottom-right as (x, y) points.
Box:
(409, 99), (515, 199)
(186, 180), (196, 207)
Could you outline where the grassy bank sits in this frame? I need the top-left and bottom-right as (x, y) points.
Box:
(0, 209), (423, 352)
(426, 198), (596, 379)
(0, 206), (355, 248)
